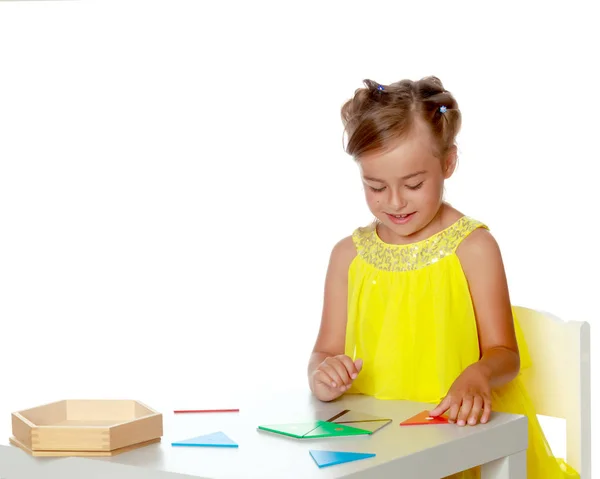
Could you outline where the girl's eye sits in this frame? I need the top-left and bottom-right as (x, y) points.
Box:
(406, 182), (424, 190)
(369, 186), (386, 192)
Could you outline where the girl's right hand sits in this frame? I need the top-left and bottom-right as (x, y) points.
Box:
(311, 355), (363, 402)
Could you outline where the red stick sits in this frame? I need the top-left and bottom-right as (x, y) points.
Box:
(173, 408), (240, 414)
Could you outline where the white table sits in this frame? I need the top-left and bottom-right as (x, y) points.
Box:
(1, 391), (527, 479)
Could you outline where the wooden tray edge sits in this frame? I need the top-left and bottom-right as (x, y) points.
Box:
(9, 436), (161, 457)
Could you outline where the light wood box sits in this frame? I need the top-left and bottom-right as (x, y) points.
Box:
(10, 399), (163, 457)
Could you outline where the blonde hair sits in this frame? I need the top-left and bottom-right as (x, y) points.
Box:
(341, 76), (461, 160)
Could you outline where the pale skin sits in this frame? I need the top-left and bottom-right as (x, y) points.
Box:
(308, 119), (520, 425)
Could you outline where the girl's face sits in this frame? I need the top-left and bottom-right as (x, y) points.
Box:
(358, 121), (456, 244)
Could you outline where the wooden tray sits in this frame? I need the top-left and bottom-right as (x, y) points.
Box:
(11, 399), (163, 456)
(9, 436), (161, 457)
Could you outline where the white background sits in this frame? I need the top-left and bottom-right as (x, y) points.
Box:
(0, 0), (597, 465)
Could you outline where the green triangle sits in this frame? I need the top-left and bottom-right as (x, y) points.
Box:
(303, 421), (370, 438)
(258, 421), (322, 438)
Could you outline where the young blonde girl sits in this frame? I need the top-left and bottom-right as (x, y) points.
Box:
(307, 76), (579, 478)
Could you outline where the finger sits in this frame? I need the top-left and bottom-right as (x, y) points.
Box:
(447, 401), (461, 423)
(338, 355), (360, 380)
(429, 396), (451, 417)
(457, 396), (473, 426)
(320, 364), (343, 388)
(481, 396), (492, 424)
(467, 396), (483, 426)
(314, 370), (336, 388)
(313, 370), (337, 392)
(354, 358), (363, 372)
(328, 358), (352, 386)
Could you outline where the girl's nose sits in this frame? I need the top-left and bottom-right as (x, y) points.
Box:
(388, 188), (407, 210)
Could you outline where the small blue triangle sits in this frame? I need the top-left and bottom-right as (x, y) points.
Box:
(309, 449), (376, 468)
(171, 431), (238, 448)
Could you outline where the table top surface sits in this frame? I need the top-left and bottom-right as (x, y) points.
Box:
(1, 390), (528, 479)
(70, 391), (526, 479)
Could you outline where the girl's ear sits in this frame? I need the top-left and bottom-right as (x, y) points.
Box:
(443, 145), (458, 179)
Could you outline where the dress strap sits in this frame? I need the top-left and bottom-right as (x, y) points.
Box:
(449, 216), (489, 253)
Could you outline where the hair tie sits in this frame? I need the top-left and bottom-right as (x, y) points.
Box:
(377, 85), (384, 91)
(439, 105), (447, 113)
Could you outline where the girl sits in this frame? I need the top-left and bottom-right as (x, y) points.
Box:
(307, 76), (579, 478)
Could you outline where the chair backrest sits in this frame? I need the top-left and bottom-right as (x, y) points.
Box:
(513, 305), (591, 479)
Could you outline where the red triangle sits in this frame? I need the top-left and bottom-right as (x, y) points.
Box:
(400, 410), (449, 426)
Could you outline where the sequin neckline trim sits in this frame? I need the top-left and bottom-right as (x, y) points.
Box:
(352, 216), (488, 272)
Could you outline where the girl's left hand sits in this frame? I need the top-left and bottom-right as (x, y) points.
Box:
(428, 363), (492, 426)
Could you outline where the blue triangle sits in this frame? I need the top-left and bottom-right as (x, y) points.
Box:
(171, 431), (238, 448)
(309, 449), (376, 468)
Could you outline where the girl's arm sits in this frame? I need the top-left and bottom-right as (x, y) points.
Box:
(430, 227), (520, 425)
(308, 236), (361, 401)
(458, 228), (521, 384)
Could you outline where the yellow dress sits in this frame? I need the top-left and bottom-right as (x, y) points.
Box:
(344, 216), (579, 479)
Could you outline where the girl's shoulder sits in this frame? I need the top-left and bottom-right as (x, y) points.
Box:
(454, 217), (502, 267)
(327, 234), (359, 276)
